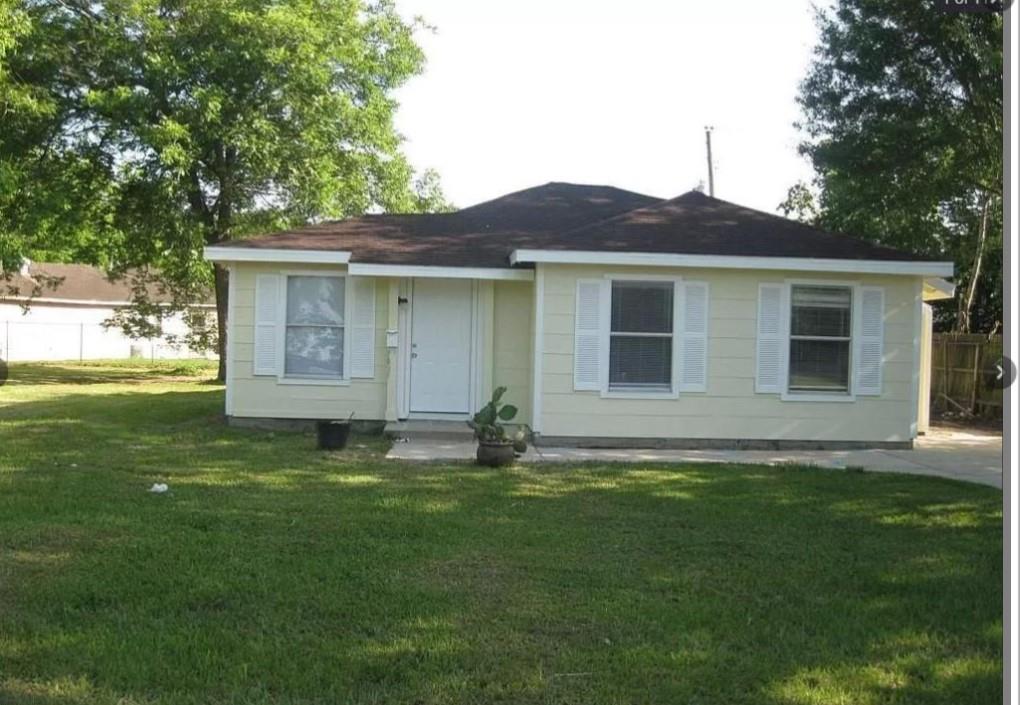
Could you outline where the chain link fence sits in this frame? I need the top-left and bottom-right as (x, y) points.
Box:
(0, 319), (213, 362)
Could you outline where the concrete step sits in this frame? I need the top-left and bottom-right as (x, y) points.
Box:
(384, 419), (475, 441)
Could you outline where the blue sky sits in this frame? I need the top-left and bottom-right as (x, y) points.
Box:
(395, 0), (821, 213)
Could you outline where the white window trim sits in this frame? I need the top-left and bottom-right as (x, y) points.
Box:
(909, 278), (923, 436)
(600, 390), (681, 400)
(396, 278), (412, 419)
(224, 264), (236, 415)
(779, 278), (859, 403)
(599, 274), (683, 399)
(531, 265), (545, 432)
(277, 270), (352, 387)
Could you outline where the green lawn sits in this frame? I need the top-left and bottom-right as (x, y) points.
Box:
(0, 362), (1003, 705)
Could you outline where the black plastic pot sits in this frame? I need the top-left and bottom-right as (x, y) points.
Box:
(316, 420), (352, 450)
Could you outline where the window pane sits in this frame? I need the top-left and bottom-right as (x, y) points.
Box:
(285, 326), (343, 377)
(611, 281), (673, 333)
(609, 336), (672, 388)
(287, 276), (345, 326)
(791, 285), (851, 337)
(789, 339), (850, 391)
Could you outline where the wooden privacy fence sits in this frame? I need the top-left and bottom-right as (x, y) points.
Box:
(931, 334), (1003, 418)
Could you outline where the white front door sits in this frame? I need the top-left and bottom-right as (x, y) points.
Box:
(409, 279), (473, 414)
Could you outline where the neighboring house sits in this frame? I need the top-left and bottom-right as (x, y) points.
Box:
(205, 183), (954, 448)
(1, 262), (214, 362)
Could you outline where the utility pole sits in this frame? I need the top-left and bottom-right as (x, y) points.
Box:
(705, 126), (715, 197)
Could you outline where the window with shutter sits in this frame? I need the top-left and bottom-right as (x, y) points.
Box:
(575, 277), (709, 396)
(757, 281), (886, 400)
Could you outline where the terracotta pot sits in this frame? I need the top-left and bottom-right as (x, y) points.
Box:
(476, 441), (515, 467)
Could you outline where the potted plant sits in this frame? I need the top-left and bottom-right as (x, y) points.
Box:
(468, 386), (519, 467)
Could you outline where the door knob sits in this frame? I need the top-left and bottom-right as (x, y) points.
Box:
(411, 352), (418, 359)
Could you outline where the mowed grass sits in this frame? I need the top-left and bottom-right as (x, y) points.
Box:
(0, 363), (1003, 705)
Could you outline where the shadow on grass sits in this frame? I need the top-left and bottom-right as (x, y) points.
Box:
(0, 382), (1003, 705)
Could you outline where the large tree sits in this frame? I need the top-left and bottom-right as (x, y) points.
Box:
(791, 0), (1002, 333)
(2, 0), (448, 378)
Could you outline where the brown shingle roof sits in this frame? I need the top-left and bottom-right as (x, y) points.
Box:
(2, 263), (206, 305)
(218, 183), (939, 267)
(550, 190), (937, 262)
(224, 183), (662, 268)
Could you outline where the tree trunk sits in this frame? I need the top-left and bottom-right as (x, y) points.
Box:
(955, 196), (991, 334)
(213, 263), (229, 383)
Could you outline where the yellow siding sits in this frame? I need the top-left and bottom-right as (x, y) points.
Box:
(492, 281), (534, 425)
(229, 263), (389, 420)
(228, 265), (535, 423)
(538, 264), (921, 443)
(228, 260), (922, 442)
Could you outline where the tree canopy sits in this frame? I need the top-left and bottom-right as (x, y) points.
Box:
(790, 0), (1002, 333)
(1, 0), (449, 377)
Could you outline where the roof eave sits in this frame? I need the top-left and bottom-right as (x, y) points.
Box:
(510, 249), (954, 278)
(923, 277), (956, 301)
(203, 246), (352, 265)
(347, 263), (533, 281)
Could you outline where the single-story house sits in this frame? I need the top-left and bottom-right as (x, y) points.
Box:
(1, 261), (214, 362)
(205, 183), (955, 448)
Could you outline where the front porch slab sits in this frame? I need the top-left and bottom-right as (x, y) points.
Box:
(383, 419), (474, 440)
(383, 428), (1002, 488)
(387, 437), (479, 461)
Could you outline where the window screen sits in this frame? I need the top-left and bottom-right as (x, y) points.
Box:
(609, 281), (673, 391)
(284, 276), (345, 378)
(788, 285), (851, 393)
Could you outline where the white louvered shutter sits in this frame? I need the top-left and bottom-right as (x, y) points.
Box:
(854, 286), (885, 396)
(756, 283), (786, 393)
(574, 279), (604, 391)
(254, 274), (281, 376)
(349, 277), (376, 378)
(678, 281), (709, 392)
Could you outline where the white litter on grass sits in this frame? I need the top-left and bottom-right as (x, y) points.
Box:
(149, 483), (169, 494)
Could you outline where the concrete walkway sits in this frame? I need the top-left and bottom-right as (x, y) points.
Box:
(386, 427), (1003, 488)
